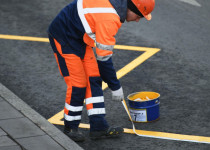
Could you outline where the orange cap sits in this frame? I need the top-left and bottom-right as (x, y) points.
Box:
(131, 0), (155, 20)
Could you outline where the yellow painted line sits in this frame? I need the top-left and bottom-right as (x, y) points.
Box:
(102, 48), (159, 89)
(0, 34), (49, 42)
(116, 49), (159, 79)
(114, 44), (160, 51)
(48, 115), (210, 144)
(0, 34), (158, 51)
(123, 128), (210, 144)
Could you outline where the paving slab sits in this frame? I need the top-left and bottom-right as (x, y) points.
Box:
(17, 135), (65, 150)
(0, 135), (17, 147)
(0, 145), (22, 150)
(0, 128), (6, 136)
(0, 117), (45, 139)
(0, 100), (23, 120)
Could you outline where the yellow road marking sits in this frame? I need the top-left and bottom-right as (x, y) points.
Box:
(2, 34), (209, 144)
(124, 128), (210, 144)
(48, 117), (210, 144)
(0, 34), (49, 42)
(102, 46), (159, 89)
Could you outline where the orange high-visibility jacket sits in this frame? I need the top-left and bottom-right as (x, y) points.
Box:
(48, 0), (127, 91)
(79, 0), (121, 60)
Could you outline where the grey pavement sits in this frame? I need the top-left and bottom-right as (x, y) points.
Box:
(0, 82), (83, 150)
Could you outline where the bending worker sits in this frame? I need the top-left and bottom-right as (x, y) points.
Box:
(48, 0), (155, 142)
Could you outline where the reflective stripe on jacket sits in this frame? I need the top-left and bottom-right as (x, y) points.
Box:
(77, 0), (122, 61)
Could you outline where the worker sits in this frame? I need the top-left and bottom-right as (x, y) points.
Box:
(48, 0), (155, 142)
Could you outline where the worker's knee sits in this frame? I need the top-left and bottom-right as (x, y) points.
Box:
(64, 76), (87, 88)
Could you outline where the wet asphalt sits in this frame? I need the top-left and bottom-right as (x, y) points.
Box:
(0, 0), (210, 149)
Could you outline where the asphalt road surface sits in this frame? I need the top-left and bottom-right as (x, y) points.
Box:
(1, 0), (210, 149)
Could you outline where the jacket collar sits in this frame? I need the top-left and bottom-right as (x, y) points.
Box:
(109, 0), (127, 23)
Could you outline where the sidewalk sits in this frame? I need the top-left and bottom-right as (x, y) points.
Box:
(0, 83), (83, 150)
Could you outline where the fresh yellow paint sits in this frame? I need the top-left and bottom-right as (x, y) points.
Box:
(49, 115), (210, 144)
(0, 34), (49, 42)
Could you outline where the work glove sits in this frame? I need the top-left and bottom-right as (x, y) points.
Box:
(111, 87), (124, 101)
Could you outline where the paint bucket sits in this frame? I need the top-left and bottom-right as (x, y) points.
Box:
(127, 91), (160, 122)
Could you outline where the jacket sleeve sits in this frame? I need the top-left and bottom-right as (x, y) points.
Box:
(95, 20), (122, 91)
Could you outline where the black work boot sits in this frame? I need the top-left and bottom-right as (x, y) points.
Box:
(89, 126), (124, 140)
(64, 127), (85, 142)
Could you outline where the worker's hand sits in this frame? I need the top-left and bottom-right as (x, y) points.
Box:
(111, 87), (124, 101)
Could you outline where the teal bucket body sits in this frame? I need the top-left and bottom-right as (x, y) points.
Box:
(128, 92), (160, 122)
